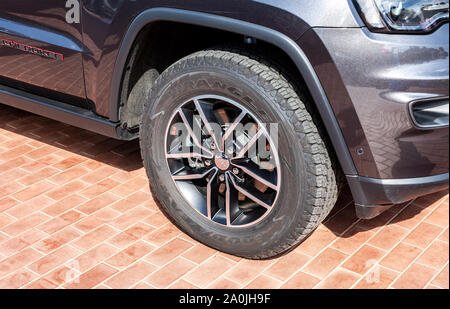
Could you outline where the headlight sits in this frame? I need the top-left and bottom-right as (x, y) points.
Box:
(353, 0), (449, 33)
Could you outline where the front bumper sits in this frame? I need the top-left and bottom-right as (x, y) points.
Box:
(313, 24), (449, 180)
(347, 173), (449, 219)
(308, 24), (449, 219)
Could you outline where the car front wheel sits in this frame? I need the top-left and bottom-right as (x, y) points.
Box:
(140, 48), (340, 259)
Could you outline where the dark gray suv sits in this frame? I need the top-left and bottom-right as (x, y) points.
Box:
(0, 0), (448, 258)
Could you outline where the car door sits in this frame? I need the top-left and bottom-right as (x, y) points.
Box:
(0, 0), (88, 108)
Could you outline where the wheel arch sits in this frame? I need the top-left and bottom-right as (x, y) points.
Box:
(110, 7), (358, 176)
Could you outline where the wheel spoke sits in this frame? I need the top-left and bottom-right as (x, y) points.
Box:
(225, 174), (243, 226)
(231, 160), (278, 191)
(228, 174), (273, 209)
(173, 167), (215, 181)
(178, 108), (213, 157)
(233, 129), (264, 160)
(222, 110), (247, 150)
(206, 170), (219, 219)
(166, 152), (211, 159)
(194, 100), (222, 152)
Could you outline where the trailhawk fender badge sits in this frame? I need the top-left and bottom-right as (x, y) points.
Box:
(1, 39), (64, 61)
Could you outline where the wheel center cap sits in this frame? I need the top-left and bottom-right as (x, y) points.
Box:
(214, 155), (230, 171)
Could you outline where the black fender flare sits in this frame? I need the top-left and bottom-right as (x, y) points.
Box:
(110, 7), (358, 175)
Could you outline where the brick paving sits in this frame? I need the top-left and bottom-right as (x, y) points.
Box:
(0, 103), (448, 289)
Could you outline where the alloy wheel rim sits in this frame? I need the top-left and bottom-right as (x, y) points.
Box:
(165, 95), (281, 228)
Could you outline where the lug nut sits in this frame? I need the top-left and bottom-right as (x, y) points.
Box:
(210, 143), (216, 151)
(219, 174), (226, 182)
(205, 160), (212, 167)
(232, 168), (240, 175)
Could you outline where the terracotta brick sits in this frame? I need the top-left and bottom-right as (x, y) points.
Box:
(244, 275), (282, 289)
(342, 245), (386, 275)
(80, 178), (119, 199)
(107, 222), (155, 248)
(0, 197), (19, 212)
(0, 213), (15, 229)
(0, 182), (26, 199)
(168, 279), (199, 289)
(49, 166), (89, 185)
(42, 194), (88, 217)
(431, 264), (449, 289)
(3, 212), (50, 236)
(25, 145), (59, 160)
(75, 243), (119, 272)
(133, 282), (154, 289)
(52, 156), (87, 170)
(332, 225), (375, 255)
(323, 205), (359, 236)
(417, 241), (449, 269)
(37, 210), (84, 234)
(368, 225), (408, 250)
(393, 263), (437, 289)
(0, 268), (37, 289)
(303, 248), (348, 279)
(111, 206), (153, 230)
(0, 229), (47, 256)
(403, 222), (443, 249)
(1, 168), (29, 184)
(355, 266), (399, 289)
(225, 259), (275, 286)
(146, 238), (193, 266)
(18, 167), (60, 186)
(6, 195), (54, 219)
(424, 205), (449, 227)
(182, 244), (217, 264)
(316, 269), (360, 289)
(143, 212), (170, 228)
(12, 180), (54, 202)
(64, 263), (117, 289)
(33, 228), (81, 254)
(295, 227), (336, 256)
(24, 278), (58, 289)
(184, 255), (236, 288)
(264, 252), (310, 281)
(109, 177), (148, 198)
(104, 261), (157, 289)
(28, 245), (82, 275)
(106, 241), (154, 268)
(73, 225), (117, 251)
(439, 227), (449, 243)
(76, 192), (118, 215)
(381, 242), (421, 272)
(74, 208), (121, 233)
(45, 181), (87, 201)
(208, 278), (242, 289)
(146, 258), (196, 288)
(0, 248), (42, 278)
(0, 157), (33, 174)
(281, 271), (320, 289)
(0, 144), (33, 161)
(80, 166), (118, 184)
(391, 204), (432, 229)
(111, 191), (152, 213)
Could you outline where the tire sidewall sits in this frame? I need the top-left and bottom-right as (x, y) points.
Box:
(142, 64), (310, 257)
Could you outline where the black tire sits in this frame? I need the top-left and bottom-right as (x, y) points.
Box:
(140, 48), (340, 259)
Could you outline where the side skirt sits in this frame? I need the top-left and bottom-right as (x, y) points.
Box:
(0, 84), (133, 140)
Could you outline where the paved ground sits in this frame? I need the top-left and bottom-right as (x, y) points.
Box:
(0, 104), (448, 289)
